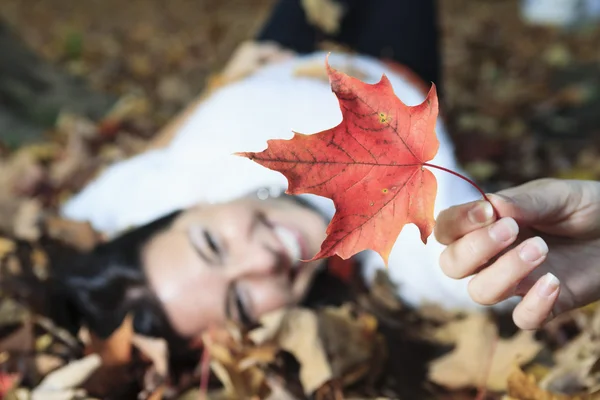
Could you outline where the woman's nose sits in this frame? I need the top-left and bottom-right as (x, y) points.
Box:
(229, 245), (282, 278)
(219, 210), (283, 278)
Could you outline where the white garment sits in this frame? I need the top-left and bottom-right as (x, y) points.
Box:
(62, 52), (507, 311)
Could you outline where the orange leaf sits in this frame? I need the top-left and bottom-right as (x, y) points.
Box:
(88, 314), (133, 366)
(237, 56), (439, 264)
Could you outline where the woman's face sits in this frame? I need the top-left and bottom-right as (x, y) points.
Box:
(141, 195), (327, 337)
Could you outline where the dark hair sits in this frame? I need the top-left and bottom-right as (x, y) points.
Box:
(48, 211), (184, 343)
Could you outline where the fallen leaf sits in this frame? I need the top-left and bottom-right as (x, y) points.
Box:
(12, 200), (42, 242)
(318, 306), (381, 385)
(88, 314), (133, 366)
(55, 112), (98, 141)
(264, 377), (300, 400)
(35, 354), (65, 376)
(0, 320), (34, 354)
(357, 269), (409, 328)
(98, 94), (149, 138)
(249, 306), (383, 395)
(34, 316), (80, 351)
(536, 308), (600, 396)
(248, 309), (287, 345)
(35, 334), (53, 352)
(507, 364), (600, 400)
(238, 57), (440, 264)
(301, 0), (346, 34)
(132, 334), (168, 377)
(146, 385), (165, 400)
(293, 60), (369, 83)
(262, 309), (332, 394)
(202, 329), (271, 400)
(0, 300), (28, 327)
(49, 126), (92, 188)
(43, 216), (100, 251)
(219, 41), (294, 84)
(0, 238), (16, 259)
(0, 149), (46, 198)
(5, 388), (30, 400)
(428, 313), (542, 392)
(33, 353), (101, 394)
(0, 372), (21, 398)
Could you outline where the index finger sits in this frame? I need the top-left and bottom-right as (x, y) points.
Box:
(434, 200), (495, 245)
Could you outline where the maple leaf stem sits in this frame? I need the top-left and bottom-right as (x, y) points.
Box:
(422, 163), (491, 202)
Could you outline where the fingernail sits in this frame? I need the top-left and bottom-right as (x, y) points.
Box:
(518, 237), (548, 262)
(488, 218), (518, 242)
(536, 273), (559, 298)
(468, 201), (494, 224)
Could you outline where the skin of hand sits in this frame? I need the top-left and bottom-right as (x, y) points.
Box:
(434, 178), (600, 330)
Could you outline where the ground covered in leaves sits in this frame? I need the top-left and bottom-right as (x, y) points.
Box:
(0, 0), (599, 399)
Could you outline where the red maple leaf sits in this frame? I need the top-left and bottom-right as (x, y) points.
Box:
(237, 57), (484, 265)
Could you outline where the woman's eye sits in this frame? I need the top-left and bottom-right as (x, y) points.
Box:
(203, 230), (220, 256)
(188, 225), (224, 265)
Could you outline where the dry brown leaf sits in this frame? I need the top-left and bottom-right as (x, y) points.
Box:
(0, 238), (16, 258)
(0, 300), (28, 329)
(146, 385), (165, 400)
(293, 59), (369, 83)
(318, 306), (380, 383)
(35, 316), (80, 350)
(268, 309), (332, 394)
(30, 247), (49, 280)
(35, 354), (65, 376)
(366, 270), (404, 313)
(132, 334), (168, 377)
(416, 302), (462, 325)
(248, 309), (287, 345)
(538, 328), (600, 395)
(178, 388), (237, 400)
(31, 387), (87, 400)
(88, 314), (133, 366)
(428, 313), (542, 392)
(249, 306), (382, 395)
(489, 331), (545, 391)
(301, 0), (345, 34)
(0, 149), (45, 197)
(55, 113), (99, 141)
(237, 345), (279, 370)
(507, 364), (600, 400)
(264, 375), (301, 400)
(219, 41), (294, 84)
(0, 319), (34, 354)
(49, 127), (92, 187)
(102, 94), (150, 126)
(0, 200), (23, 240)
(13, 199), (42, 241)
(43, 216), (100, 251)
(34, 353), (101, 392)
(35, 334), (53, 352)
(535, 306), (600, 396)
(202, 329), (270, 400)
(0, 372), (22, 399)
